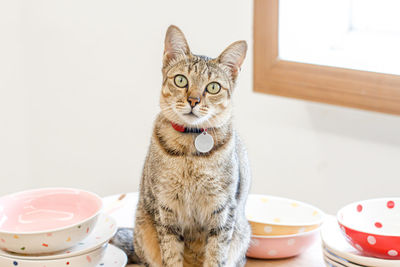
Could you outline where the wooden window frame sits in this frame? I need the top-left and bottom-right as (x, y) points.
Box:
(254, 0), (400, 115)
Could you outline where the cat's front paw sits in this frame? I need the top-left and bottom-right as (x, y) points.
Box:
(204, 259), (228, 267)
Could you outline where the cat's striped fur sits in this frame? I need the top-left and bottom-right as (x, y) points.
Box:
(111, 25), (251, 267)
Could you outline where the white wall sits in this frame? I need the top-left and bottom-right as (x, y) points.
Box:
(1, 0), (399, 214)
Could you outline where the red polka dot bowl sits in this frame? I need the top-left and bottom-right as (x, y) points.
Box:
(0, 188), (103, 254)
(337, 198), (400, 260)
(246, 227), (320, 259)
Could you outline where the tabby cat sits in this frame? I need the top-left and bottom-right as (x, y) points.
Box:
(112, 25), (251, 267)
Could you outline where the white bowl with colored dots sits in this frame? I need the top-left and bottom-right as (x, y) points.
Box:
(246, 194), (325, 236)
(0, 243), (107, 267)
(0, 213), (117, 260)
(246, 226), (320, 259)
(337, 198), (400, 260)
(0, 188), (103, 254)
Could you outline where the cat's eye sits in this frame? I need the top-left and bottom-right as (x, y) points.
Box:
(174, 75), (188, 88)
(206, 82), (221, 94)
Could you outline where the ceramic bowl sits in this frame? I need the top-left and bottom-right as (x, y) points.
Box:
(0, 243), (107, 267)
(0, 188), (103, 254)
(246, 227), (320, 259)
(246, 194), (324, 236)
(337, 198), (400, 260)
(321, 216), (400, 267)
(0, 213), (116, 260)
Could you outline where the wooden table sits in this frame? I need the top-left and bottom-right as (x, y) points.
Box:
(127, 238), (324, 266)
(104, 193), (325, 267)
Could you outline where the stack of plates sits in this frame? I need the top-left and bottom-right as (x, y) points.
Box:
(0, 213), (127, 266)
(321, 217), (399, 267)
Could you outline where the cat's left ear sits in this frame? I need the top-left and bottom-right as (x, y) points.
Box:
(217, 40), (247, 81)
(163, 25), (191, 68)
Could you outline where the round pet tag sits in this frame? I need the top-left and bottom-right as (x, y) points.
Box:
(194, 131), (214, 153)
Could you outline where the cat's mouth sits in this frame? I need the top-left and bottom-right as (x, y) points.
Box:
(179, 110), (208, 124)
(184, 111), (199, 118)
(177, 109), (212, 126)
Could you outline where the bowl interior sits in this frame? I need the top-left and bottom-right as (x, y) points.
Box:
(0, 188), (102, 233)
(246, 194), (323, 226)
(338, 198), (400, 236)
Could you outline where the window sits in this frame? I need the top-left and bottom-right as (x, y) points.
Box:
(254, 0), (400, 115)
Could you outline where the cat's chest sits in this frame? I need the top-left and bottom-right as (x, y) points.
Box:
(159, 155), (232, 194)
(155, 154), (237, 223)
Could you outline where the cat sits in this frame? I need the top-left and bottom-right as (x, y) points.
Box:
(111, 25), (251, 267)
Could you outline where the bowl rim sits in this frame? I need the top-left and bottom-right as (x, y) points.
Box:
(250, 224), (322, 239)
(338, 221), (400, 239)
(246, 194), (325, 226)
(0, 187), (103, 235)
(337, 197), (400, 237)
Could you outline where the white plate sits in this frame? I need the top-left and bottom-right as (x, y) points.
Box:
(103, 192), (139, 228)
(0, 213), (117, 260)
(324, 254), (348, 267)
(323, 248), (364, 267)
(0, 244), (127, 267)
(97, 244), (127, 267)
(321, 216), (400, 267)
(0, 244), (107, 267)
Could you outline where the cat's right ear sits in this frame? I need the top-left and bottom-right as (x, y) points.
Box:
(163, 25), (191, 68)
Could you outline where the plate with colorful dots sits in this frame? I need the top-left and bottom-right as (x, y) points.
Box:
(0, 243), (107, 267)
(322, 216), (399, 267)
(103, 192), (139, 229)
(96, 244), (127, 267)
(0, 213), (117, 260)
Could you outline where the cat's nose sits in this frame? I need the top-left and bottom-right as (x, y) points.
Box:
(188, 96), (200, 107)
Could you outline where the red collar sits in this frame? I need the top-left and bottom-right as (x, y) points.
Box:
(170, 122), (205, 133)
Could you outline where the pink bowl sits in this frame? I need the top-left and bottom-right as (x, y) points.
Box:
(0, 188), (103, 254)
(246, 227), (320, 259)
(337, 198), (400, 260)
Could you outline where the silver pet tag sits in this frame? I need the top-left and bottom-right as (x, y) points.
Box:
(195, 130), (214, 153)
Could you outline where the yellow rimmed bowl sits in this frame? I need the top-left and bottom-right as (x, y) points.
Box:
(246, 194), (324, 236)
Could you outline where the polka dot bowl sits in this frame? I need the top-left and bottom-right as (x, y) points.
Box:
(0, 188), (103, 254)
(0, 243), (107, 267)
(246, 194), (324, 236)
(246, 227), (320, 259)
(337, 198), (400, 260)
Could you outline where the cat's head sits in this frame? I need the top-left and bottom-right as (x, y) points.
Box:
(160, 25), (247, 129)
